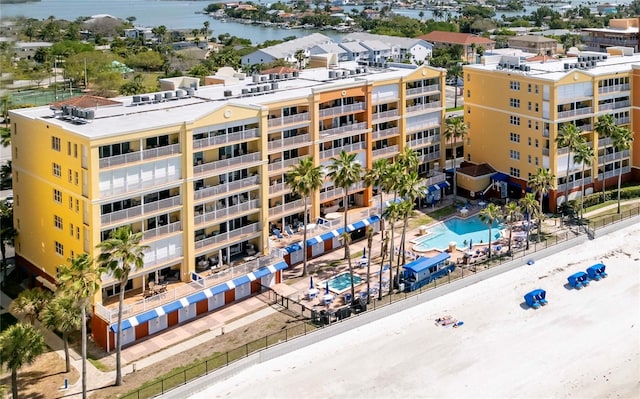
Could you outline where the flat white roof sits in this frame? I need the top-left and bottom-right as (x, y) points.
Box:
(11, 62), (434, 139)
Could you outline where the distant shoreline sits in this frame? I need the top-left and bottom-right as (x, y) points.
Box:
(0, 0), (42, 4)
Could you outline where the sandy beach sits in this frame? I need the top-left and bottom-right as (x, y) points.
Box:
(193, 223), (640, 399)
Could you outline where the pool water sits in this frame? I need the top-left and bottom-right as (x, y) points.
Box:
(327, 273), (363, 293)
(413, 215), (503, 252)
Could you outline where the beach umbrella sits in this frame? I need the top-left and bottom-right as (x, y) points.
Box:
(325, 280), (330, 295)
(310, 275), (314, 289)
(363, 247), (366, 257)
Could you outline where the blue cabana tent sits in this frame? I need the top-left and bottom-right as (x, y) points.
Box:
(568, 271), (590, 289)
(402, 252), (453, 292)
(587, 263), (607, 280)
(524, 289), (547, 308)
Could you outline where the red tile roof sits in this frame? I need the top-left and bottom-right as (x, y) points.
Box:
(260, 66), (299, 75)
(458, 162), (496, 177)
(50, 95), (121, 110)
(417, 31), (495, 46)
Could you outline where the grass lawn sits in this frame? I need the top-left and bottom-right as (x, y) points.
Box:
(409, 205), (457, 229)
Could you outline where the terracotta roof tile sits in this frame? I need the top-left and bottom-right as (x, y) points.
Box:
(458, 162), (496, 177)
(50, 95), (121, 110)
(417, 31), (495, 46)
(260, 66), (299, 74)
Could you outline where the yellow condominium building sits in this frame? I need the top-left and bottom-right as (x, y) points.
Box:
(10, 62), (447, 350)
(464, 47), (639, 211)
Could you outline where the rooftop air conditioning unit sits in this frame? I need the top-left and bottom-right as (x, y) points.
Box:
(263, 85), (270, 92)
(252, 74), (260, 83)
(186, 88), (195, 96)
(271, 82), (279, 90)
(85, 110), (95, 120)
(154, 93), (163, 102)
(224, 90), (232, 97)
(242, 88), (249, 95)
(165, 91), (173, 99)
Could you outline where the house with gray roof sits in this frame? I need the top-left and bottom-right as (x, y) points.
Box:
(338, 41), (369, 63)
(342, 32), (433, 64)
(241, 33), (333, 67)
(359, 40), (392, 63)
(309, 42), (349, 62)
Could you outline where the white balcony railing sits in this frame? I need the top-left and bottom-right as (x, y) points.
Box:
(557, 107), (593, 119)
(406, 84), (439, 96)
(408, 134), (440, 149)
(194, 223), (260, 250)
(320, 122), (367, 138)
(193, 129), (259, 149)
(372, 109), (399, 121)
(319, 181), (365, 201)
(598, 150), (630, 164)
(268, 156), (302, 172)
(267, 112), (310, 129)
(268, 199), (304, 217)
(194, 175), (260, 201)
(406, 120), (440, 133)
(99, 144), (181, 168)
(194, 152), (262, 175)
(372, 127), (399, 140)
(142, 221), (182, 241)
(194, 199), (259, 225)
(318, 102), (366, 118)
(598, 83), (630, 94)
(101, 196), (182, 225)
(319, 141), (366, 160)
(372, 145), (399, 158)
(597, 100), (630, 112)
(267, 133), (310, 151)
(405, 101), (442, 114)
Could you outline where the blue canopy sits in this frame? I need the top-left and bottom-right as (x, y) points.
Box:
(492, 172), (509, 182)
(403, 252), (451, 273)
(306, 215), (380, 246)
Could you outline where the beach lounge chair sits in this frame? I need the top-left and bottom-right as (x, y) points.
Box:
(273, 229), (284, 240)
(586, 265), (601, 281)
(357, 257), (369, 267)
(285, 225), (295, 237)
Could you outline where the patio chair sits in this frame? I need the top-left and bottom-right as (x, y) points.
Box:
(273, 229), (284, 240)
(285, 225), (295, 237)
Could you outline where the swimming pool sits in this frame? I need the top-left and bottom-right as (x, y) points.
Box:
(412, 215), (504, 252)
(327, 273), (363, 293)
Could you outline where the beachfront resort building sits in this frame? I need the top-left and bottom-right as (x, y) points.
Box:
(463, 47), (640, 211)
(582, 18), (640, 53)
(10, 62), (448, 350)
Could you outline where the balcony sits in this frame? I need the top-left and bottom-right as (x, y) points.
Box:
(143, 221), (182, 241)
(372, 145), (399, 159)
(267, 112), (310, 129)
(268, 181), (287, 195)
(372, 109), (399, 122)
(320, 122), (368, 138)
(194, 199), (260, 225)
(557, 107), (593, 119)
(405, 101), (442, 115)
(101, 196), (182, 225)
(543, 129), (549, 138)
(598, 83), (630, 94)
(99, 143), (181, 168)
(319, 181), (365, 201)
(420, 151), (441, 163)
(602, 166), (631, 179)
(542, 148), (549, 156)
(101, 171), (181, 197)
(406, 120), (440, 133)
(267, 133), (310, 152)
(268, 199), (304, 217)
(318, 102), (366, 118)
(408, 134), (440, 149)
(194, 223), (260, 250)
(193, 129), (259, 150)
(319, 141), (366, 160)
(615, 116), (630, 126)
(557, 177), (592, 193)
(194, 175), (260, 201)
(598, 150), (630, 164)
(194, 153), (262, 176)
(406, 84), (439, 97)
(598, 100), (630, 112)
(372, 127), (399, 141)
(424, 171), (446, 187)
(598, 137), (612, 147)
(268, 156), (302, 173)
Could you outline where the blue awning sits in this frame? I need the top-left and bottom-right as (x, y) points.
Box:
(492, 172), (509, 182)
(403, 252), (451, 273)
(109, 261), (288, 332)
(306, 216), (380, 246)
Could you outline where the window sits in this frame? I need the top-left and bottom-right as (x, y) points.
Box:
(55, 241), (64, 256)
(509, 150), (520, 160)
(52, 136), (61, 151)
(467, 74), (470, 82)
(467, 90), (470, 98)
(535, 157), (539, 166)
(52, 163), (61, 177)
(528, 84), (532, 93)
(535, 85), (539, 94)
(76, 199), (80, 212)
(528, 155), (532, 164)
(510, 116), (520, 126)
(76, 227), (80, 239)
(74, 171), (79, 185)
(535, 122), (539, 130)
(509, 167), (521, 178)
(528, 137), (532, 146)
(535, 139), (539, 148)
(54, 189), (62, 203)
(528, 120), (532, 129)
(535, 103), (539, 112)
(67, 142), (71, 155)
(70, 224), (74, 236)
(510, 81), (520, 91)
(54, 215), (63, 229)
(509, 98), (520, 108)
(74, 144), (78, 158)
(527, 102), (532, 111)
(509, 133), (520, 143)
(69, 196), (73, 209)
(68, 169), (72, 182)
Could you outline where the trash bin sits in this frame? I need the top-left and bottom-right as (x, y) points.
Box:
(398, 282), (405, 292)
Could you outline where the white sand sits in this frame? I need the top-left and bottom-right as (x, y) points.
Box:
(194, 223), (640, 399)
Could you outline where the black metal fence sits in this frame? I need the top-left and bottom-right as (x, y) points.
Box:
(121, 206), (639, 399)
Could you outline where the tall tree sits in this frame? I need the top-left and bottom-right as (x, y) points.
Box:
(528, 168), (556, 242)
(0, 323), (45, 399)
(609, 126), (634, 214)
(364, 158), (390, 236)
(9, 287), (52, 325)
(383, 201), (401, 296)
(478, 203), (503, 259)
(0, 199), (16, 278)
(339, 230), (356, 304)
(327, 151), (363, 260)
(503, 201), (521, 255)
(57, 253), (101, 399)
(397, 171), (425, 268)
(41, 294), (82, 373)
(447, 64), (463, 107)
(97, 226), (148, 386)
(365, 226), (374, 304)
(555, 123), (582, 215)
(285, 156), (324, 277)
(518, 193), (539, 250)
(572, 138), (594, 220)
(594, 114), (617, 202)
(443, 116), (468, 200)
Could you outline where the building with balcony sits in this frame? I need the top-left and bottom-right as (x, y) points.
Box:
(507, 35), (559, 56)
(463, 48), (639, 211)
(582, 18), (640, 53)
(10, 61), (447, 351)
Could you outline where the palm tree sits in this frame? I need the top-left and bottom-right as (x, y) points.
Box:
(394, 199), (415, 285)
(443, 116), (468, 200)
(0, 199), (16, 279)
(448, 64), (463, 107)
(572, 138), (594, 220)
(0, 126), (10, 148)
(528, 168), (556, 242)
(327, 151), (363, 260)
(294, 49), (305, 69)
(41, 294), (82, 373)
(0, 323), (45, 399)
(339, 230), (356, 304)
(609, 126), (634, 214)
(503, 201), (521, 254)
(518, 193), (539, 250)
(9, 287), (52, 325)
(383, 201), (401, 296)
(397, 171), (426, 267)
(364, 158), (390, 242)
(478, 203), (502, 259)
(378, 232), (389, 301)
(285, 157), (324, 277)
(96, 226), (148, 387)
(365, 226), (374, 304)
(555, 123), (582, 214)
(57, 253), (101, 399)
(594, 114), (617, 201)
